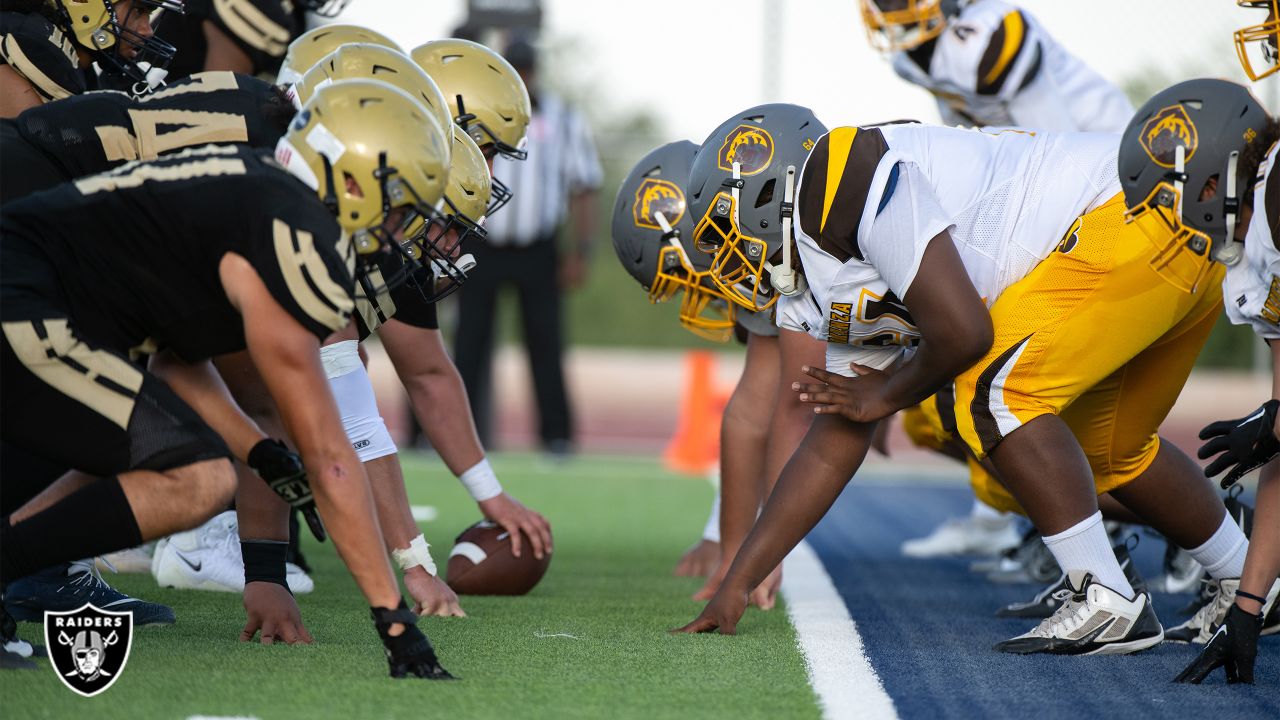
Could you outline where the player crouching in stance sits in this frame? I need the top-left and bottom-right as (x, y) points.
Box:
(1111, 79), (1280, 684)
(679, 105), (1269, 656)
(0, 80), (454, 679)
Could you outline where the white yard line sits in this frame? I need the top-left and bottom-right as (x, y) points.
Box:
(782, 541), (898, 720)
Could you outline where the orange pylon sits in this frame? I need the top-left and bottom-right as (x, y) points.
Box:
(664, 350), (729, 475)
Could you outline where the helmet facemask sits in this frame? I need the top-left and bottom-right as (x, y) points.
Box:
(859, 0), (947, 53)
(1123, 145), (1236, 293)
(455, 93), (529, 161)
(297, 0), (351, 18)
(648, 212), (736, 342)
(1235, 0), (1280, 81)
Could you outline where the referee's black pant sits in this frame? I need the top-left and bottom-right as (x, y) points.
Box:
(454, 237), (572, 450)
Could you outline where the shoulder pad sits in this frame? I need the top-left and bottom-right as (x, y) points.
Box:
(0, 12), (85, 101)
(208, 0), (297, 72)
(798, 127), (890, 263)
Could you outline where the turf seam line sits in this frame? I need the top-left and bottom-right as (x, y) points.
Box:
(782, 540), (898, 720)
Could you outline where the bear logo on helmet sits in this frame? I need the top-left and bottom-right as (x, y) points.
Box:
(1140, 105), (1198, 168)
(717, 125), (775, 176)
(633, 178), (686, 231)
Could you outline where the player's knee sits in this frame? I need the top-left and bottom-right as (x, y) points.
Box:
(168, 457), (236, 517)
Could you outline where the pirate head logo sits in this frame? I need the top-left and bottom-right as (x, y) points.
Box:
(44, 603), (133, 697)
(632, 178), (685, 231)
(717, 124), (775, 176)
(1140, 104), (1198, 168)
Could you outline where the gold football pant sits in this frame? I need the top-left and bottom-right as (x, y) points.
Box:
(953, 194), (1223, 498)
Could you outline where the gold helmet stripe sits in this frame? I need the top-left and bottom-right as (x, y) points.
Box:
(980, 11), (1026, 89)
(820, 127), (859, 234)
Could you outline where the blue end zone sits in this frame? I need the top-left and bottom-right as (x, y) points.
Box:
(806, 477), (1280, 720)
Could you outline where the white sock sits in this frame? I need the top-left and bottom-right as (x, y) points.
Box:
(701, 492), (722, 543)
(1187, 514), (1249, 579)
(1042, 511), (1134, 598)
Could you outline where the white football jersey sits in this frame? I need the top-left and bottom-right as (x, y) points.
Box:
(793, 124), (1121, 374)
(1223, 142), (1280, 340)
(889, 0), (1133, 133)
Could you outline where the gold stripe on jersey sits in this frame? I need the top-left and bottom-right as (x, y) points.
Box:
(354, 266), (396, 333)
(141, 71), (240, 102)
(214, 0), (291, 56)
(0, 30), (75, 101)
(3, 320), (143, 430)
(980, 11), (1026, 89)
(75, 154), (247, 195)
(272, 219), (354, 333)
(820, 127), (859, 233)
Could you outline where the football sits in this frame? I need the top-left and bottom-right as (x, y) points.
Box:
(446, 521), (553, 595)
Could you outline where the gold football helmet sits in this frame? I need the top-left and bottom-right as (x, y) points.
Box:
(44, 0), (181, 88)
(277, 24), (402, 86)
(292, 44), (453, 165)
(1236, 1), (1280, 81)
(859, 0), (950, 53)
(410, 39), (531, 161)
(276, 79), (451, 294)
(412, 126), (493, 301)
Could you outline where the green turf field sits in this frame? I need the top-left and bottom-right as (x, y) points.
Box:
(2, 452), (820, 720)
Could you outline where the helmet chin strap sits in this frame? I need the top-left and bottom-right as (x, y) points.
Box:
(767, 165), (807, 296)
(654, 211), (691, 266)
(1213, 151), (1244, 266)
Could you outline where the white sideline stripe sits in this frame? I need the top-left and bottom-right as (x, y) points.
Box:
(187, 716), (260, 720)
(410, 505), (438, 522)
(782, 541), (897, 720)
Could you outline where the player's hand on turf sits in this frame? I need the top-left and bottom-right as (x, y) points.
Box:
(240, 581), (314, 646)
(673, 539), (720, 577)
(372, 601), (454, 680)
(404, 567), (466, 618)
(749, 565), (782, 611)
(248, 438), (327, 541)
(794, 364), (898, 423)
(674, 587), (749, 635)
(1173, 603), (1262, 684)
(479, 492), (553, 560)
(1197, 400), (1280, 488)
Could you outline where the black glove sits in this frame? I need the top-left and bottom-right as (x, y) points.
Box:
(248, 439), (327, 542)
(1173, 603), (1263, 684)
(1197, 399), (1280, 489)
(371, 601), (454, 680)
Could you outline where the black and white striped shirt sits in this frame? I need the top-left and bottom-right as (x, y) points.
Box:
(484, 91), (603, 247)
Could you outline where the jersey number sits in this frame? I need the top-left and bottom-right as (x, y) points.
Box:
(96, 109), (250, 163)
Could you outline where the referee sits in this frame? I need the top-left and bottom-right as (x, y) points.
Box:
(454, 39), (602, 455)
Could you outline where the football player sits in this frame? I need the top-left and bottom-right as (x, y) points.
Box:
(1234, 0), (1278, 81)
(42, 0), (181, 94)
(276, 22), (400, 86)
(1, 80), (453, 678)
(678, 105), (1271, 656)
(0, 0), (84, 114)
(157, 0), (307, 80)
(858, 0), (1132, 131)
(1103, 79), (1280, 684)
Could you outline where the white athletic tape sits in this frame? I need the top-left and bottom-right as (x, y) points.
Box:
(782, 540), (897, 720)
(449, 541), (487, 565)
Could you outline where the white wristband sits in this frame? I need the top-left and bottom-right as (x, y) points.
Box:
(392, 534), (438, 576)
(459, 458), (502, 502)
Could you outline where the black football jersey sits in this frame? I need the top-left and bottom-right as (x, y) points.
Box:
(158, 0), (299, 81)
(353, 251), (441, 339)
(0, 11), (85, 101)
(0, 144), (354, 361)
(8, 72), (291, 183)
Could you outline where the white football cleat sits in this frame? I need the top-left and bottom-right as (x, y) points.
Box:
(286, 563), (314, 595)
(1167, 577), (1280, 644)
(152, 511), (244, 592)
(96, 543), (156, 574)
(901, 514), (1021, 558)
(995, 571), (1164, 655)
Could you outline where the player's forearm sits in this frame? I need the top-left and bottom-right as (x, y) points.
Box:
(149, 353), (264, 460)
(364, 454), (425, 553)
(1239, 460), (1280, 611)
(403, 369), (485, 474)
(306, 453), (401, 604)
(719, 395), (770, 558)
(721, 414), (875, 593)
(234, 463), (290, 542)
(568, 190), (598, 255)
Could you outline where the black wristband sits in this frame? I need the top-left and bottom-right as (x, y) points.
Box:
(242, 540), (290, 592)
(1236, 589), (1268, 606)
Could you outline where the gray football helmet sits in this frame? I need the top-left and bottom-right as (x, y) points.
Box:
(612, 141), (736, 341)
(687, 103), (827, 312)
(1119, 78), (1271, 290)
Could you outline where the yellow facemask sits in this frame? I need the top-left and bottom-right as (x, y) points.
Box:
(1235, 1), (1280, 81)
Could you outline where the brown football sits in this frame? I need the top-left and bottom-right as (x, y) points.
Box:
(445, 521), (552, 595)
